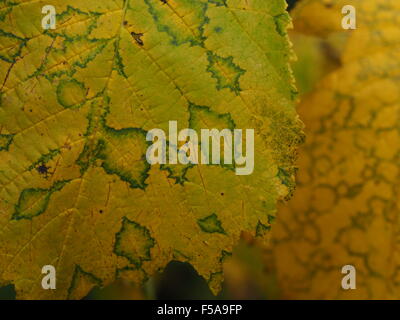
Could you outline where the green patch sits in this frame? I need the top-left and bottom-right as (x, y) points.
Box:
(12, 180), (70, 220)
(0, 134), (14, 151)
(188, 102), (235, 130)
(76, 100), (151, 189)
(188, 102), (235, 169)
(56, 79), (87, 108)
(82, 99), (103, 137)
(268, 214), (275, 224)
(144, 0), (209, 46)
(160, 163), (194, 185)
(265, 109), (305, 199)
(0, 5), (13, 22)
(99, 127), (150, 189)
(30, 39), (108, 81)
(206, 51), (246, 95)
(273, 13), (290, 37)
(0, 29), (28, 63)
(76, 139), (106, 174)
(28, 149), (61, 171)
(28, 5), (105, 81)
(197, 213), (226, 234)
(277, 167), (291, 187)
(114, 40), (128, 78)
(67, 265), (102, 300)
(256, 220), (271, 237)
(55, 5), (101, 40)
(114, 217), (156, 267)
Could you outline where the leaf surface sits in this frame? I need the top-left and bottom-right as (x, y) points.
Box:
(0, 0), (302, 298)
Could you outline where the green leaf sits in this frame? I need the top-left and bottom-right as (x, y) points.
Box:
(0, 0), (302, 299)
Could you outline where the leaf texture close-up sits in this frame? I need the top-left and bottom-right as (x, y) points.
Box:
(0, 0), (303, 299)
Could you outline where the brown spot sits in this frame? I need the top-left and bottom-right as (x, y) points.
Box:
(36, 163), (52, 179)
(131, 31), (144, 46)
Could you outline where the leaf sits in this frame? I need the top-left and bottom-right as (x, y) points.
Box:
(0, 0), (302, 299)
(268, 0), (400, 299)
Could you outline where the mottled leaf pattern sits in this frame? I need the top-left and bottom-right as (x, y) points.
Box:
(0, 0), (301, 299)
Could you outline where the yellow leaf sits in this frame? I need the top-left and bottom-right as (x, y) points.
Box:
(0, 0), (302, 299)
